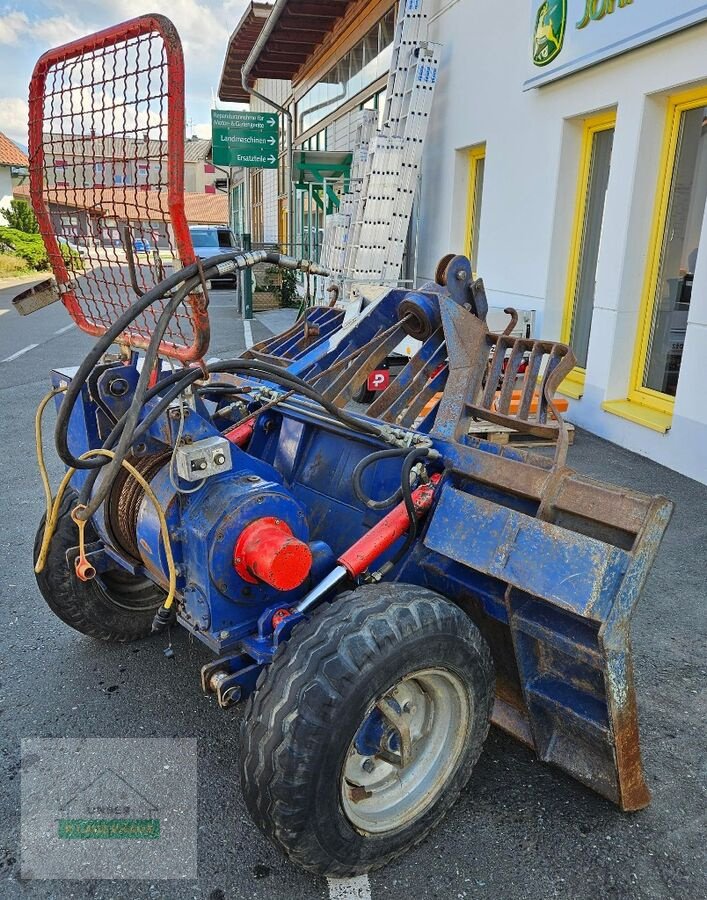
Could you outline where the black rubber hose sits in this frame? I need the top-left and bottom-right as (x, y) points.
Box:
(381, 447), (434, 572)
(77, 365), (193, 507)
(55, 248), (326, 470)
(207, 360), (384, 438)
(78, 358), (388, 510)
(352, 448), (410, 510)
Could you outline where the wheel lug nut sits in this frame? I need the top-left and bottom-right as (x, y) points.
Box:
(362, 758), (375, 773)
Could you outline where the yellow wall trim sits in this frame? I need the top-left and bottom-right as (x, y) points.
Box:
(602, 399), (672, 433)
(560, 109), (616, 379)
(465, 143), (486, 264)
(628, 84), (707, 415)
(558, 377), (584, 400)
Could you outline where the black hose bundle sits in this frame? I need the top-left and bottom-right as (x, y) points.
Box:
(58, 249), (393, 520)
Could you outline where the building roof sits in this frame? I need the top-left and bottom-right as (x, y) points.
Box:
(183, 192), (228, 224)
(15, 183), (228, 225)
(40, 133), (167, 160)
(184, 138), (213, 163)
(0, 131), (29, 167)
(219, 0), (359, 101)
(219, 2), (273, 103)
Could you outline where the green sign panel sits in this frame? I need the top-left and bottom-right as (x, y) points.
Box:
(211, 110), (279, 168)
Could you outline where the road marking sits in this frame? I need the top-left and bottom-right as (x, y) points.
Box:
(327, 875), (372, 900)
(0, 309), (8, 316)
(243, 319), (253, 349)
(2, 343), (39, 363)
(54, 324), (74, 334)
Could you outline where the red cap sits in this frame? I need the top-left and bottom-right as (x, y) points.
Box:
(233, 517), (312, 591)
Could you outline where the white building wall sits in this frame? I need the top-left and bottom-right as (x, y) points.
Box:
(0, 167), (13, 211)
(252, 78), (291, 244)
(419, 0), (707, 483)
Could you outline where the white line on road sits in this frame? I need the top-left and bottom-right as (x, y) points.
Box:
(243, 319), (253, 349)
(327, 875), (372, 900)
(54, 324), (74, 334)
(2, 343), (39, 363)
(0, 309), (8, 316)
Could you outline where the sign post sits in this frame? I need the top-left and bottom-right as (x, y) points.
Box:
(211, 110), (279, 169)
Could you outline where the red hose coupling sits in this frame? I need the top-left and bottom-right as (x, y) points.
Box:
(234, 517), (312, 591)
(74, 556), (97, 581)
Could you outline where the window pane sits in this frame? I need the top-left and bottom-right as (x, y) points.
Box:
(643, 104), (707, 395)
(570, 127), (614, 368)
(298, 11), (395, 134)
(469, 155), (484, 272)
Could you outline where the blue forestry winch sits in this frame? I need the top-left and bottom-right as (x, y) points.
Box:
(23, 15), (673, 877)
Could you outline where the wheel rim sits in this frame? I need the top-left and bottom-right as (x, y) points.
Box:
(340, 667), (471, 835)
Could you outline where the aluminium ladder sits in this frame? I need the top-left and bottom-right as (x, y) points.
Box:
(319, 0), (440, 294)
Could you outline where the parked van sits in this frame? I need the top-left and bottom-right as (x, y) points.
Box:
(188, 225), (238, 287)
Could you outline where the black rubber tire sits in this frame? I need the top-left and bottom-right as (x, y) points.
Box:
(352, 382), (376, 404)
(33, 488), (164, 642)
(240, 583), (494, 876)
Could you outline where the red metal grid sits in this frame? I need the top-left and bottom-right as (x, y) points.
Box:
(28, 15), (208, 362)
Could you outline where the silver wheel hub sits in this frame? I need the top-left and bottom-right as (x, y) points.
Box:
(340, 667), (471, 834)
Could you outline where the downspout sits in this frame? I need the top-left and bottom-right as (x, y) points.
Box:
(241, 0), (294, 254)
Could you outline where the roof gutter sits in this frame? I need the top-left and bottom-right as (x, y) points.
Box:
(241, 0), (294, 254)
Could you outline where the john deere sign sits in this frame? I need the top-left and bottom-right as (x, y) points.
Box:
(526, 0), (707, 88)
(211, 110), (279, 169)
(532, 1), (567, 66)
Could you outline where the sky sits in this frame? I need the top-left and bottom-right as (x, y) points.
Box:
(0, 0), (250, 147)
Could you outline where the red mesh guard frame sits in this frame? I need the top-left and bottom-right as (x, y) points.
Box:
(28, 15), (209, 362)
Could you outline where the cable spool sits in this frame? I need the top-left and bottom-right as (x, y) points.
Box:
(107, 452), (171, 562)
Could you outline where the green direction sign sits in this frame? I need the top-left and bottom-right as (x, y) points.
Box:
(211, 110), (279, 169)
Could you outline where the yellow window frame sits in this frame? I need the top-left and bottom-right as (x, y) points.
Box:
(628, 85), (707, 417)
(559, 110), (616, 400)
(465, 143), (486, 269)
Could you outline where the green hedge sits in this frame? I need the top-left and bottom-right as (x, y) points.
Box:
(0, 227), (49, 270)
(0, 227), (83, 271)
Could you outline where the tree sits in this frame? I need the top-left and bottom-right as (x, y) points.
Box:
(0, 199), (39, 233)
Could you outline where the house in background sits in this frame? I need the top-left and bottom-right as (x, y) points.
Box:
(184, 137), (225, 194)
(0, 131), (28, 212)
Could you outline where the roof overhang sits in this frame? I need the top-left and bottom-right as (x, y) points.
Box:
(218, 2), (272, 103)
(219, 0), (360, 102)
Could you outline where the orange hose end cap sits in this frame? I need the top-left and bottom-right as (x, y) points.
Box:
(234, 517), (312, 591)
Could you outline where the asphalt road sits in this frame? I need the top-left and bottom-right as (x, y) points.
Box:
(0, 277), (705, 900)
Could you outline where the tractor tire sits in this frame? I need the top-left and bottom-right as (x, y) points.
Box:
(351, 382), (375, 405)
(33, 488), (164, 642)
(240, 583), (494, 876)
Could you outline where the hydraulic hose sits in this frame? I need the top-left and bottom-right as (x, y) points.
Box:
(76, 358), (389, 517)
(352, 448), (411, 510)
(379, 447), (437, 573)
(55, 249), (328, 471)
(76, 280), (197, 517)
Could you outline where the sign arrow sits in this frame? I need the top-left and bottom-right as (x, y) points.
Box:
(268, 155), (276, 164)
(267, 135), (276, 145)
(266, 117), (276, 126)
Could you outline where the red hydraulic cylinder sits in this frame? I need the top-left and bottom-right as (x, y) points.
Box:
(338, 480), (437, 578)
(224, 419), (255, 447)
